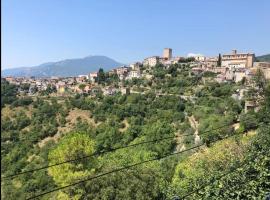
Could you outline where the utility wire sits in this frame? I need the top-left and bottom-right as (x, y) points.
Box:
(26, 133), (238, 199)
(3, 121), (234, 179)
(3, 119), (264, 179)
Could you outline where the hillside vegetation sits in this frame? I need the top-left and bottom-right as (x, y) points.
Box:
(1, 63), (270, 200)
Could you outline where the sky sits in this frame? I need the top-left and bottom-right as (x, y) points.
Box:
(2, 0), (270, 69)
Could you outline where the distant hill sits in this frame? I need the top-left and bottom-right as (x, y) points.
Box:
(2, 55), (123, 77)
(256, 54), (270, 62)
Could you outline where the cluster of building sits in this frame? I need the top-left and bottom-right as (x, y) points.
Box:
(108, 62), (143, 80)
(187, 49), (269, 114)
(143, 48), (183, 67)
(135, 48), (270, 84)
(3, 75), (132, 96)
(79, 62), (145, 83)
(4, 76), (80, 95)
(2, 48), (270, 97)
(191, 49), (270, 83)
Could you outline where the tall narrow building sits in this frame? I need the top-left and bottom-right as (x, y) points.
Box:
(163, 48), (172, 60)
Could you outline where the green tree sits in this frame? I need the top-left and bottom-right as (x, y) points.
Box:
(198, 114), (234, 146)
(169, 138), (249, 199)
(48, 132), (97, 188)
(177, 124), (270, 199)
(1, 80), (18, 108)
(20, 83), (30, 91)
(78, 83), (86, 91)
(84, 145), (163, 200)
(217, 53), (222, 67)
(142, 121), (175, 157)
(45, 84), (57, 94)
(253, 69), (267, 96)
(95, 123), (122, 151)
(97, 68), (106, 84)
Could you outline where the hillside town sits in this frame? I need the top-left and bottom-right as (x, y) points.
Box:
(2, 49), (269, 116)
(3, 48), (270, 97)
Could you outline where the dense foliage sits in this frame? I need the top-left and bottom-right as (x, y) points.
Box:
(1, 63), (269, 200)
(1, 80), (18, 108)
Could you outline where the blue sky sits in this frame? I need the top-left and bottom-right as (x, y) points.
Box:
(2, 0), (270, 69)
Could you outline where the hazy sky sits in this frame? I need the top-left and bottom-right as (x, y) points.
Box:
(2, 0), (270, 69)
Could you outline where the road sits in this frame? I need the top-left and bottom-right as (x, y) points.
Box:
(130, 89), (197, 102)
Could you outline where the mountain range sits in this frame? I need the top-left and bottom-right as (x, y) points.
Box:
(2, 55), (123, 77)
(2, 54), (270, 78)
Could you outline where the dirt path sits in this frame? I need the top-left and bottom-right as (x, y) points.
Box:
(175, 132), (186, 152)
(188, 115), (201, 145)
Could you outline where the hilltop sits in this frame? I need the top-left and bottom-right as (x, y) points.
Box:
(256, 54), (270, 62)
(2, 55), (123, 77)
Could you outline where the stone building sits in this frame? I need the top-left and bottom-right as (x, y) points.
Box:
(222, 50), (255, 69)
(254, 62), (270, 69)
(120, 87), (130, 95)
(143, 56), (160, 67)
(130, 62), (142, 70)
(116, 66), (130, 75)
(205, 57), (218, 68)
(163, 48), (172, 60)
(127, 70), (141, 79)
(261, 68), (270, 79)
(253, 62), (270, 80)
(234, 69), (246, 82)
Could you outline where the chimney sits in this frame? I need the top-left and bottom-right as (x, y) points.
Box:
(232, 50), (237, 55)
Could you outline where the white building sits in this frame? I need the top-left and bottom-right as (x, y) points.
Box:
(144, 74), (153, 80)
(115, 66), (130, 75)
(127, 70), (141, 79)
(143, 56), (160, 67)
(78, 74), (89, 79)
(129, 62), (142, 70)
(89, 72), (98, 82)
(118, 74), (126, 81)
(228, 62), (246, 70)
(188, 53), (206, 62)
(234, 70), (246, 82)
(225, 70), (234, 82)
(103, 87), (118, 95)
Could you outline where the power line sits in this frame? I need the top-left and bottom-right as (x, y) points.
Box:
(4, 119), (264, 180)
(26, 133), (238, 200)
(3, 121), (234, 179)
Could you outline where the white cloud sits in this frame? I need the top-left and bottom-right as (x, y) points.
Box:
(187, 53), (204, 57)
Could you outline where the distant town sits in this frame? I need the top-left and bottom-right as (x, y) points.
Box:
(2, 48), (270, 99)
